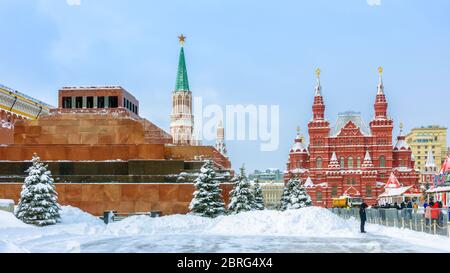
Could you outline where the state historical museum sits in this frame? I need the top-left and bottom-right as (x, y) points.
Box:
(285, 68), (419, 207)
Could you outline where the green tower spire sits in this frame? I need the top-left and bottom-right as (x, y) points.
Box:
(175, 34), (190, 92)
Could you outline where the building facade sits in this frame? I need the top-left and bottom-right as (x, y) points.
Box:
(260, 182), (284, 209)
(0, 84), (54, 144)
(215, 120), (227, 156)
(285, 68), (419, 207)
(58, 86), (139, 117)
(405, 126), (447, 172)
(249, 169), (284, 182)
(420, 148), (438, 187)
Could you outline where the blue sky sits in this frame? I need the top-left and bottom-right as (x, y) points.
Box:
(1, 0), (449, 172)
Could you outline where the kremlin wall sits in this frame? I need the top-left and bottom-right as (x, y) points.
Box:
(0, 37), (233, 215)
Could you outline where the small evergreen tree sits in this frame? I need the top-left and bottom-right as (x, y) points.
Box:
(251, 179), (265, 210)
(288, 182), (312, 209)
(279, 178), (298, 211)
(189, 160), (226, 218)
(15, 154), (61, 226)
(228, 165), (255, 214)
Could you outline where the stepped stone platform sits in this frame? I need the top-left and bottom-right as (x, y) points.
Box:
(0, 160), (210, 183)
(0, 183), (233, 216)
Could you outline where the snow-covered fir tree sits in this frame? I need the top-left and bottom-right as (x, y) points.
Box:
(15, 154), (61, 226)
(287, 181), (312, 210)
(228, 165), (255, 214)
(279, 178), (298, 211)
(189, 160), (225, 218)
(251, 179), (265, 210)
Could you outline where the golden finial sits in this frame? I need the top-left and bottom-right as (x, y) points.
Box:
(178, 34), (186, 46)
(378, 66), (383, 75)
(315, 68), (321, 78)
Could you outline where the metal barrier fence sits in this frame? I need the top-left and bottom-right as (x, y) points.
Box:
(330, 208), (450, 237)
(101, 210), (162, 224)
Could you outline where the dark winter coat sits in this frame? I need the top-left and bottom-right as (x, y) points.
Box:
(400, 202), (406, 209)
(359, 203), (367, 222)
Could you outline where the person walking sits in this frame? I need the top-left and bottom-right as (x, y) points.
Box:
(431, 201), (439, 222)
(436, 201), (443, 227)
(400, 201), (407, 219)
(359, 202), (368, 233)
(425, 201), (433, 226)
(406, 200), (413, 220)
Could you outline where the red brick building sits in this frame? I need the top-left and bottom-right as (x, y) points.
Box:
(286, 68), (419, 207)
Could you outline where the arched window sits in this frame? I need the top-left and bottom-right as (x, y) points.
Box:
(332, 186), (338, 198)
(317, 192), (323, 202)
(379, 156), (386, 168)
(316, 157), (323, 169)
(366, 186), (372, 197)
(356, 157), (361, 168)
(340, 157), (345, 168)
(348, 157), (354, 169)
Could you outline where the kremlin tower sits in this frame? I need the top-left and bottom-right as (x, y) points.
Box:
(215, 121), (227, 156)
(170, 35), (195, 145)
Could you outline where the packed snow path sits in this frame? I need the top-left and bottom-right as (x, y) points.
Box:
(1, 206), (450, 253)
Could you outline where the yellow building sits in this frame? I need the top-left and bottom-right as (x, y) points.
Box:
(0, 84), (53, 119)
(405, 126), (447, 173)
(260, 182), (285, 209)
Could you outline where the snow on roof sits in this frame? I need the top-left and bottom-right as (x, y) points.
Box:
(426, 186), (450, 193)
(290, 141), (308, 153)
(343, 186), (361, 196)
(439, 156), (450, 174)
(378, 186), (418, 198)
(362, 150), (374, 168)
(290, 133), (308, 154)
(425, 149), (436, 168)
(304, 177), (315, 188)
(330, 152), (338, 161)
(392, 167), (414, 172)
(394, 138), (410, 151)
(291, 168), (308, 174)
(384, 173), (401, 189)
(328, 152), (340, 168)
(330, 111), (371, 137)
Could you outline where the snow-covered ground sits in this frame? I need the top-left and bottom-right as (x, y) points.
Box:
(1, 206), (449, 253)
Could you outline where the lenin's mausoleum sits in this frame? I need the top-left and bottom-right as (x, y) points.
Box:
(0, 36), (232, 216)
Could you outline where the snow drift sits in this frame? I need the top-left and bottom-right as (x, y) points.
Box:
(0, 240), (29, 253)
(0, 210), (29, 229)
(2, 205), (450, 253)
(106, 207), (357, 238)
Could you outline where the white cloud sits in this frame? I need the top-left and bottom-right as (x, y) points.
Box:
(66, 0), (81, 6)
(367, 0), (381, 6)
